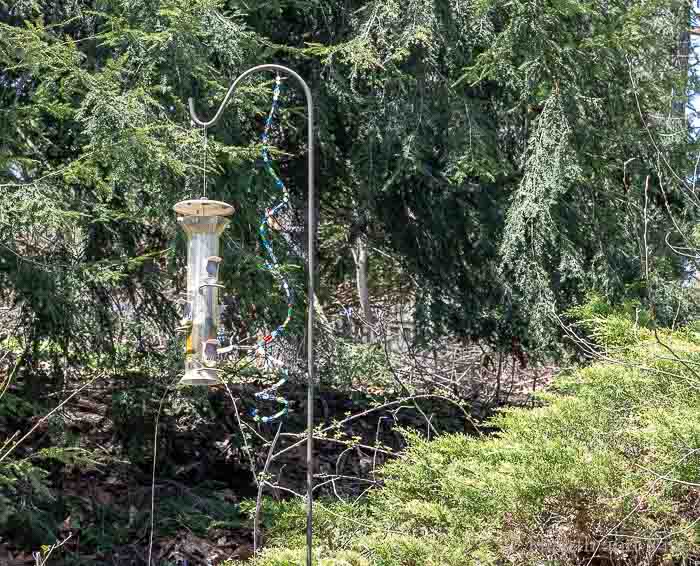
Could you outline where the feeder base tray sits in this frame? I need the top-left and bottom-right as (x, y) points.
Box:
(180, 368), (220, 386)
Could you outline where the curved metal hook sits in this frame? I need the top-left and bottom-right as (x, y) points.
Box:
(188, 63), (313, 128)
(188, 63), (316, 566)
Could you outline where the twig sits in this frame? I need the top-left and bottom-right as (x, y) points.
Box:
(223, 383), (259, 486)
(254, 422), (282, 555)
(0, 372), (106, 464)
(313, 474), (380, 492)
(643, 175), (650, 282)
(653, 328), (700, 382)
(381, 337), (438, 438)
(271, 394), (471, 463)
(626, 56), (696, 198)
(147, 375), (178, 566)
(0, 343), (29, 406)
(279, 433), (394, 457)
(33, 533), (72, 566)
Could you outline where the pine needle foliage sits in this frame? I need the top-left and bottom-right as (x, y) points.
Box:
(0, 0), (696, 359)
(299, 0), (696, 350)
(500, 90), (583, 346)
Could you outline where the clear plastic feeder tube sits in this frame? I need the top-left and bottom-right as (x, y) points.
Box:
(174, 198), (234, 385)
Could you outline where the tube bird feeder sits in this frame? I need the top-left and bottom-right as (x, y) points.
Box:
(174, 197), (234, 386)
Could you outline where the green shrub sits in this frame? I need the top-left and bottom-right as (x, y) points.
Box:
(0, 460), (58, 547)
(227, 548), (369, 566)
(251, 313), (700, 565)
(566, 293), (653, 349)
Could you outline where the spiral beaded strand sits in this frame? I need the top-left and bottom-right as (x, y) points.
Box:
(249, 75), (294, 423)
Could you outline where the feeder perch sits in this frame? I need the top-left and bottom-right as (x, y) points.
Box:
(174, 197), (234, 386)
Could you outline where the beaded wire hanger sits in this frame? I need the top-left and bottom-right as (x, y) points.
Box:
(212, 74), (295, 423)
(249, 73), (295, 423)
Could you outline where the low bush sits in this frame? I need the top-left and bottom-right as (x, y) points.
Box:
(250, 300), (700, 564)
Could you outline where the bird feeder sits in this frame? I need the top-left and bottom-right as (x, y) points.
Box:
(174, 197), (234, 386)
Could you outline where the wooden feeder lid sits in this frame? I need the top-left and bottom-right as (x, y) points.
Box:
(174, 198), (235, 217)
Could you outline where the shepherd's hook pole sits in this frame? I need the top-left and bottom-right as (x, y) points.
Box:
(189, 64), (315, 566)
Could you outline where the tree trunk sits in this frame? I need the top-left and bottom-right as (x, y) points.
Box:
(351, 234), (374, 342)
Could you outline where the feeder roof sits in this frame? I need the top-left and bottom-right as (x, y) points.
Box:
(174, 198), (234, 217)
